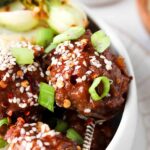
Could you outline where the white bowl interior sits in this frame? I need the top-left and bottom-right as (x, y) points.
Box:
(78, 3), (138, 150)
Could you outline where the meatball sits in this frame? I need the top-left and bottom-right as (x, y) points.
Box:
(46, 30), (130, 119)
(0, 41), (45, 122)
(5, 118), (78, 150)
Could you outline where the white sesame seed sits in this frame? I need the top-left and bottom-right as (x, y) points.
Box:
(16, 83), (20, 87)
(19, 103), (27, 108)
(82, 75), (87, 81)
(20, 87), (24, 93)
(94, 52), (99, 56)
(76, 77), (82, 83)
(44, 142), (50, 146)
(84, 108), (91, 113)
(46, 71), (50, 76)
(86, 70), (92, 75)
(32, 127), (37, 132)
(24, 123), (30, 127)
(83, 61), (87, 67)
(75, 66), (81, 70)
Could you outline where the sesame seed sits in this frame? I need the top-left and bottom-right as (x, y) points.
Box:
(19, 103), (27, 108)
(84, 108), (91, 113)
(76, 77), (82, 83)
(83, 61), (87, 66)
(44, 142), (50, 146)
(19, 87), (24, 93)
(46, 71), (50, 76)
(24, 123), (30, 127)
(82, 75), (87, 81)
(86, 70), (92, 75)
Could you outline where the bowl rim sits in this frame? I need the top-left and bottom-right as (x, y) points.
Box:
(73, 2), (138, 150)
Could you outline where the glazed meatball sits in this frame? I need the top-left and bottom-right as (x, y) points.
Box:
(45, 30), (130, 119)
(0, 41), (45, 122)
(5, 118), (78, 150)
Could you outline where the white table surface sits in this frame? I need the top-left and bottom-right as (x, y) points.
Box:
(78, 0), (150, 149)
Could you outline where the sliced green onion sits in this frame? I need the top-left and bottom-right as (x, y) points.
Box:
(66, 128), (83, 145)
(0, 118), (8, 127)
(11, 47), (34, 65)
(35, 27), (54, 47)
(53, 26), (85, 44)
(38, 82), (55, 112)
(0, 138), (7, 148)
(91, 30), (111, 53)
(55, 120), (68, 133)
(45, 42), (57, 53)
(89, 76), (110, 101)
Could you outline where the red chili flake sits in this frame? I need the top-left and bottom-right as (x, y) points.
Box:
(25, 111), (30, 116)
(86, 118), (95, 126)
(7, 92), (14, 99)
(7, 110), (13, 116)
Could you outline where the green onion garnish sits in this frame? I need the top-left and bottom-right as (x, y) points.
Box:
(11, 47), (34, 65)
(0, 118), (8, 127)
(38, 82), (55, 112)
(0, 138), (7, 148)
(53, 26), (85, 44)
(66, 128), (83, 145)
(35, 27), (54, 47)
(91, 30), (111, 53)
(45, 42), (57, 53)
(89, 76), (110, 101)
(55, 120), (68, 133)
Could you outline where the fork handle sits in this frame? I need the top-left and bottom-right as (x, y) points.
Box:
(82, 119), (96, 150)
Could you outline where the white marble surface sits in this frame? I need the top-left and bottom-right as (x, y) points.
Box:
(78, 0), (150, 149)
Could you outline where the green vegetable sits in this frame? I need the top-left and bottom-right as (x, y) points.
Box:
(66, 128), (83, 145)
(45, 42), (57, 53)
(55, 120), (68, 133)
(0, 138), (7, 148)
(89, 76), (110, 101)
(0, 10), (39, 32)
(47, 3), (88, 33)
(91, 30), (111, 53)
(53, 26), (85, 44)
(0, 118), (8, 127)
(0, 0), (13, 7)
(38, 82), (55, 112)
(20, 0), (49, 14)
(35, 27), (54, 47)
(11, 47), (34, 65)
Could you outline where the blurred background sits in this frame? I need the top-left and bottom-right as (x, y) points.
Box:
(77, 0), (150, 149)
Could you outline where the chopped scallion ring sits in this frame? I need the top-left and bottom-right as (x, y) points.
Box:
(0, 138), (7, 148)
(66, 128), (83, 145)
(38, 82), (55, 112)
(0, 118), (8, 127)
(55, 120), (68, 132)
(11, 47), (34, 65)
(45, 42), (57, 53)
(91, 30), (110, 53)
(53, 26), (85, 44)
(35, 27), (54, 47)
(89, 76), (110, 101)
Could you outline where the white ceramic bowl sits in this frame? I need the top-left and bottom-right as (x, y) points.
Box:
(76, 2), (138, 150)
(77, 0), (122, 6)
